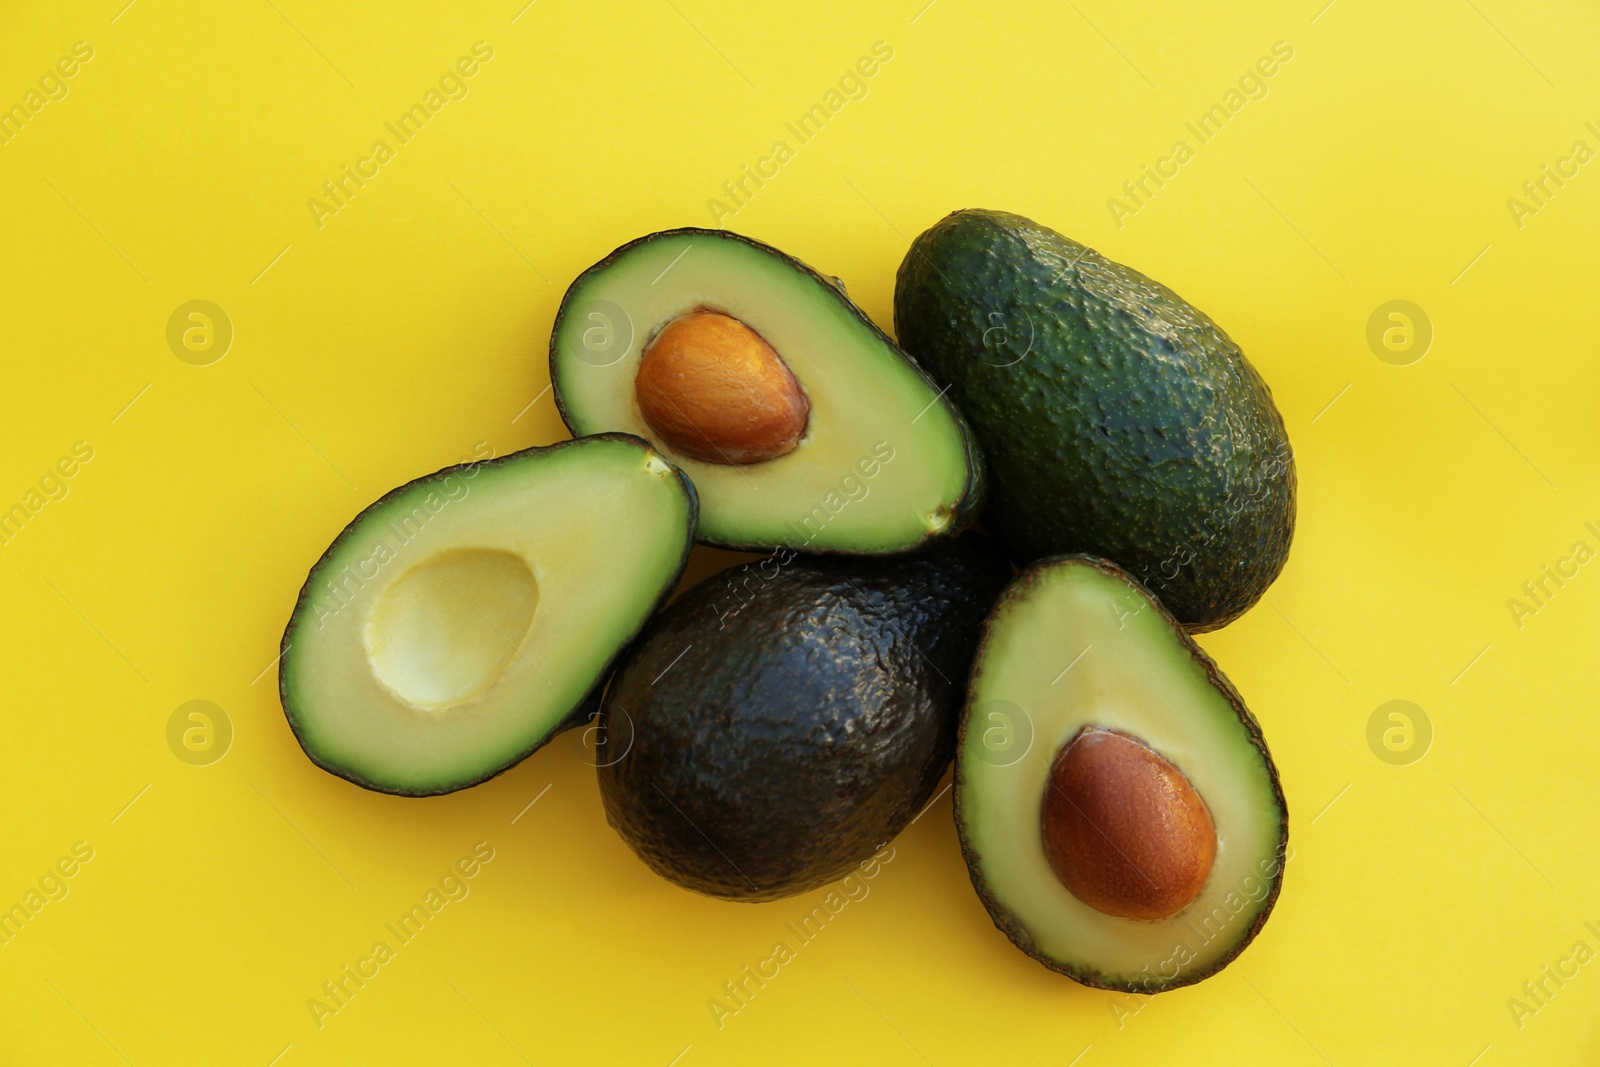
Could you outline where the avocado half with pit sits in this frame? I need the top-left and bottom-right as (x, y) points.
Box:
(550, 228), (984, 554)
(955, 556), (1287, 991)
(279, 434), (696, 796)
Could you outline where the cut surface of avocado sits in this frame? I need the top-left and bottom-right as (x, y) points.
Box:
(279, 434), (696, 796)
(956, 556), (1287, 991)
(550, 228), (982, 554)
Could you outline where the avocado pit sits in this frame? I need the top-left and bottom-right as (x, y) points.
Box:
(635, 308), (809, 465)
(1040, 726), (1216, 920)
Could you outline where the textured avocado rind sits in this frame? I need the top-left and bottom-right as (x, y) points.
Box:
(277, 433), (698, 798)
(894, 209), (1295, 631)
(550, 226), (987, 554)
(953, 554), (1289, 992)
(598, 535), (1012, 900)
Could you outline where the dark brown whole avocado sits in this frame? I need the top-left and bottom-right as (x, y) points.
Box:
(597, 535), (1012, 901)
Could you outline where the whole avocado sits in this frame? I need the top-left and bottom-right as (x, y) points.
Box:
(597, 535), (1011, 901)
(893, 209), (1295, 631)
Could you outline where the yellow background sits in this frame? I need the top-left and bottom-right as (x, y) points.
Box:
(1, 0), (1596, 1063)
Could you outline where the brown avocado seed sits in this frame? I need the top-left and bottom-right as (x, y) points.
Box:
(1040, 726), (1217, 920)
(634, 309), (809, 465)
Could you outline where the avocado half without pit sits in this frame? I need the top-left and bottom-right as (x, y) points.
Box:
(550, 228), (984, 554)
(956, 556), (1287, 992)
(279, 435), (696, 796)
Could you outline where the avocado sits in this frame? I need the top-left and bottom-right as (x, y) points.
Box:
(279, 435), (696, 796)
(597, 535), (1011, 900)
(955, 555), (1287, 991)
(551, 228), (984, 555)
(893, 209), (1295, 631)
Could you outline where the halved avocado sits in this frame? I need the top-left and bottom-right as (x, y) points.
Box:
(279, 434), (696, 796)
(549, 228), (983, 554)
(955, 556), (1287, 991)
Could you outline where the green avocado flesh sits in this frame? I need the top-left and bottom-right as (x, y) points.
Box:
(551, 228), (982, 554)
(279, 435), (695, 796)
(894, 209), (1295, 631)
(955, 556), (1287, 991)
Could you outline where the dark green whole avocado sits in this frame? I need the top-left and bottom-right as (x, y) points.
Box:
(893, 209), (1295, 631)
(597, 535), (1012, 901)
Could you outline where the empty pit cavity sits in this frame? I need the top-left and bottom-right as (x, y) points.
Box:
(364, 548), (538, 710)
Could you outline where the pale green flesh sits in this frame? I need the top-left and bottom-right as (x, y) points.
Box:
(553, 232), (970, 552)
(959, 561), (1284, 986)
(282, 438), (692, 793)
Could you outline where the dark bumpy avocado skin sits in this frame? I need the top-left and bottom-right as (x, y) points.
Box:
(598, 535), (1012, 901)
(550, 227), (987, 553)
(894, 209), (1295, 631)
